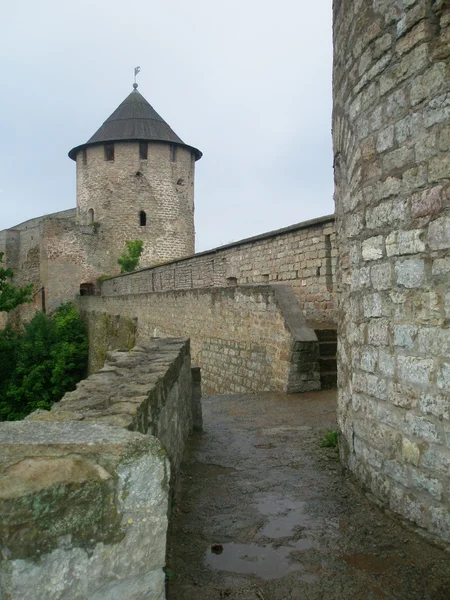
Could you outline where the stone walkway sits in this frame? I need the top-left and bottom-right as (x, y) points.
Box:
(167, 391), (450, 600)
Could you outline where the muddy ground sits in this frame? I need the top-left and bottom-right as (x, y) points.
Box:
(167, 391), (450, 600)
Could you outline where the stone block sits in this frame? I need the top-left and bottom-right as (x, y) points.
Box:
(410, 185), (443, 217)
(362, 236), (384, 261)
(384, 459), (409, 486)
(402, 437), (421, 466)
(386, 230), (425, 257)
(360, 347), (378, 372)
(394, 324), (418, 348)
(411, 468), (443, 500)
(390, 382), (419, 409)
(371, 263), (392, 290)
(428, 214), (450, 250)
(403, 493), (427, 529)
(368, 320), (390, 346)
(382, 146), (415, 172)
(386, 88), (407, 119)
(363, 293), (383, 317)
(378, 349), (395, 377)
(398, 355), (434, 387)
(405, 413), (441, 443)
(437, 362), (450, 392)
(429, 506), (450, 542)
(0, 421), (169, 599)
(410, 62), (448, 106)
(420, 392), (450, 421)
(429, 154), (450, 182)
(395, 258), (425, 288)
(376, 126), (395, 152)
(396, 19), (434, 55)
(417, 328), (450, 357)
(394, 112), (422, 145)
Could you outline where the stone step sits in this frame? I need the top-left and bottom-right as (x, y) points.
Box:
(320, 371), (338, 389)
(318, 341), (337, 356)
(319, 356), (337, 371)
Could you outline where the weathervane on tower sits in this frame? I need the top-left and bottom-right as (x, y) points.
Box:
(133, 66), (141, 89)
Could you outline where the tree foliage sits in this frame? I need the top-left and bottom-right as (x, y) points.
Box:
(117, 240), (144, 273)
(0, 304), (88, 421)
(0, 252), (33, 312)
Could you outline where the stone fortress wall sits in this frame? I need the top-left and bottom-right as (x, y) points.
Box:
(333, 0), (450, 543)
(79, 215), (338, 396)
(76, 141), (196, 267)
(80, 284), (321, 396)
(102, 214), (337, 325)
(0, 339), (200, 600)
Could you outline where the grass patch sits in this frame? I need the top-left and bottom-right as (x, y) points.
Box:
(320, 429), (338, 450)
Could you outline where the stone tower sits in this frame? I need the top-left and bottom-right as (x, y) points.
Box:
(333, 0), (449, 542)
(69, 85), (202, 270)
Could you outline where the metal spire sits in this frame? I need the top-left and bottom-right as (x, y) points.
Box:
(133, 66), (141, 89)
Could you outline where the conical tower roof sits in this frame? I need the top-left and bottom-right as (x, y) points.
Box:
(69, 87), (202, 161)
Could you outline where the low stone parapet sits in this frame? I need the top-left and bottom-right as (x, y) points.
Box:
(0, 338), (199, 599)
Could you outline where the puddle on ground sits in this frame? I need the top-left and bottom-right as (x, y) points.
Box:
(255, 494), (307, 516)
(204, 540), (315, 580)
(253, 493), (317, 538)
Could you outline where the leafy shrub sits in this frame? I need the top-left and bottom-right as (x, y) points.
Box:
(0, 252), (33, 312)
(118, 240), (144, 273)
(0, 303), (88, 421)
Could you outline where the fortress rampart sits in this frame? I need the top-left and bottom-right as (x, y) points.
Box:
(102, 214), (337, 325)
(80, 285), (322, 395)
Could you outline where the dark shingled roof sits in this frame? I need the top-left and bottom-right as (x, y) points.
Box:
(68, 88), (202, 161)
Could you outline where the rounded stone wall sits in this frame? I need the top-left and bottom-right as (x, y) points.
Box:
(333, 0), (450, 542)
(76, 141), (195, 269)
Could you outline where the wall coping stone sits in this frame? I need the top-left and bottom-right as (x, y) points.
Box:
(271, 284), (318, 342)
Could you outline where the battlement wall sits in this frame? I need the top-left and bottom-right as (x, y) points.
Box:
(102, 214), (337, 325)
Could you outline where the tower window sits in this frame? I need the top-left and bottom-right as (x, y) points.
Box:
(87, 208), (94, 224)
(139, 210), (147, 226)
(139, 142), (148, 160)
(104, 143), (114, 161)
(82, 149), (87, 165)
(170, 144), (176, 162)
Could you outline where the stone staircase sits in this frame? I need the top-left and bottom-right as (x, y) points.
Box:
(314, 327), (337, 389)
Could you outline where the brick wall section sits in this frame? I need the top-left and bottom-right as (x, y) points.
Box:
(333, 0), (450, 543)
(102, 215), (337, 324)
(80, 285), (321, 395)
(76, 141), (195, 267)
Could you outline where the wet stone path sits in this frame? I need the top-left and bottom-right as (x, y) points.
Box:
(167, 391), (450, 600)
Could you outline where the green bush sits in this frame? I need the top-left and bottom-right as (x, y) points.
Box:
(118, 240), (144, 273)
(0, 252), (33, 312)
(0, 304), (88, 421)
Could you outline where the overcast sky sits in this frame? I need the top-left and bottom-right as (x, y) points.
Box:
(1, 0), (333, 252)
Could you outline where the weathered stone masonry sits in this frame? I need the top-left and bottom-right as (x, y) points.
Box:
(334, 0), (450, 542)
(80, 285), (321, 396)
(0, 339), (199, 600)
(102, 214), (337, 325)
